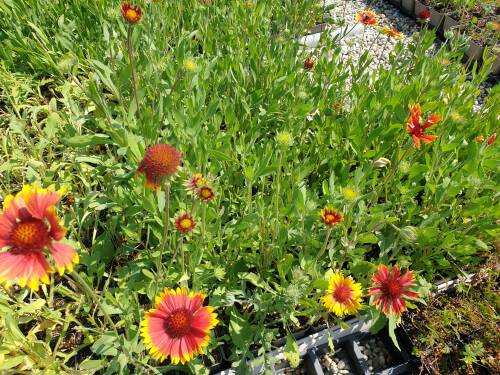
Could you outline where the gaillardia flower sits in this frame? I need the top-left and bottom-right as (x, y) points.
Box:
(322, 272), (363, 317)
(406, 104), (440, 149)
(0, 183), (78, 291)
(185, 173), (205, 193)
(121, 3), (142, 24)
(369, 264), (418, 317)
(356, 10), (378, 26)
(320, 207), (343, 226)
(381, 25), (403, 39)
(175, 213), (196, 233)
(137, 144), (182, 191)
(417, 9), (431, 22)
(198, 185), (215, 202)
(141, 288), (218, 364)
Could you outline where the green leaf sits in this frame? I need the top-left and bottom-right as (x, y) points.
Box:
(63, 134), (110, 148)
(0, 356), (25, 370)
(284, 334), (300, 368)
(79, 359), (105, 370)
(311, 278), (329, 290)
(358, 233), (379, 244)
(229, 308), (253, 349)
(388, 314), (401, 351)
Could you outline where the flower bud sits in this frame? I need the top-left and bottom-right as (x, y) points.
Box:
(372, 157), (390, 168)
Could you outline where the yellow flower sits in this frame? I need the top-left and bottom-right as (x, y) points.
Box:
(322, 272), (363, 317)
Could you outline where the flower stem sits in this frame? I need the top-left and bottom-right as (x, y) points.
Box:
(157, 180), (171, 281)
(274, 151), (283, 240)
(201, 202), (206, 237)
(317, 226), (334, 261)
(70, 271), (118, 335)
(126, 24), (140, 113)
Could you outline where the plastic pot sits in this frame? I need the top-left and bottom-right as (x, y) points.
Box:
(387, 0), (402, 8)
(440, 14), (459, 37)
(464, 40), (485, 65)
(401, 0), (415, 16)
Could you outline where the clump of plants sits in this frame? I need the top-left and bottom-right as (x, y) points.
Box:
(404, 255), (500, 374)
(0, 0), (498, 373)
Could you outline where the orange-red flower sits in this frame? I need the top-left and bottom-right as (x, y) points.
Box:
(356, 10), (378, 26)
(304, 57), (315, 70)
(381, 25), (403, 39)
(121, 3), (142, 24)
(140, 288), (218, 364)
(334, 102), (342, 110)
(488, 133), (496, 145)
(137, 144), (182, 191)
(369, 264), (418, 317)
(198, 185), (215, 202)
(175, 213), (196, 233)
(406, 104), (440, 149)
(0, 183), (78, 291)
(185, 173), (205, 193)
(320, 207), (343, 226)
(417, 9), (431, 22)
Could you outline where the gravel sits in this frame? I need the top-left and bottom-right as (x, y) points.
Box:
(320, 347), (355, 375)
(358, 337), (393, 372)
(311, 0), (492, 109)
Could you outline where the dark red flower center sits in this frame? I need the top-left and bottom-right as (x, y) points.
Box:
(381, 278), (403, 298)
(10, 219), (50, 251)
(165, 309), (192, 338)
(333, 283), (352, 303)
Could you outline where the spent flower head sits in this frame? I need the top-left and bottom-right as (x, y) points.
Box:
(137, 144), (182, 191)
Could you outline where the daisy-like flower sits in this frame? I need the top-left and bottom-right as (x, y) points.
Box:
(380, 25), (403, 39)
(198, 185), (215, 203)
(406, 104), (440, 149)
(322, 272), (363, 317)
(320, 207), (343, 226)
(369, 264), (418, 317)
(0, 183), (78, 291)
(137, 144), (182, 191)
(185, 173), (205, 193)
(303, 57), (315, 70)
(175, 213), (196, 233)
(417, 9), (431, 22)
(356, 10), (378, 27)
(121, 3), (142, 24)
(141, 288), (218, 364)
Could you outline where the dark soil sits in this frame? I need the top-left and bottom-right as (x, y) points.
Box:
(403, 256), (500, 374)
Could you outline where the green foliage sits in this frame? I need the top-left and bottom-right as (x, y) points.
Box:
(0, 0), (498, 373)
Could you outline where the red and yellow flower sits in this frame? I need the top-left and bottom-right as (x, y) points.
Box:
(198, 185), (216, 203)
(121, 3), (142, 24)
(356, 10), (378, 26)
(488, 133), (496, 145)
(320, 207), (343, 226)
(175, 213), (196, 233)
(322, 272), (363, 317)
(140, 288), (218, 364)
(185, 173), (205, 193)
(406, 104), (440, 149)
(0, 183), (78, 291)
(137, 144), (182, 191)
(381, 25), (403, 39)
(369, 264), (418, 317)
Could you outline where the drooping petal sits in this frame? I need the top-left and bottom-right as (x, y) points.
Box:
(23, 184), (61, 219)
(46, 206), (67, 241)
(419, 134), (438, 144)
(0, 250), (51, 291)
(48, 242), (79, 275)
